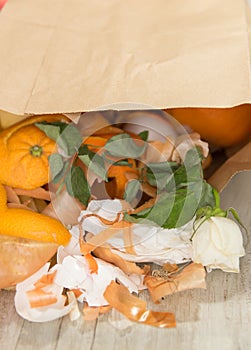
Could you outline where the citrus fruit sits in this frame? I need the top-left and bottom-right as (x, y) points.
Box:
(0, 114), (69, 189)
(167, 104), (251, 147)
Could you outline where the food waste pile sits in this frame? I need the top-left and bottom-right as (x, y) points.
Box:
(0, 110), (245, 327)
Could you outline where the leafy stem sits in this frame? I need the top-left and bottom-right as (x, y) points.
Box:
(212, 187), (221, 208)
(190, 188), (247, 241)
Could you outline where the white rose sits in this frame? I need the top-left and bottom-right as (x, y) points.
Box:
(192, 216), (245, 273)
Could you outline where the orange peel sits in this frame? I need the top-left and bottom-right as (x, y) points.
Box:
(0, 235), (58, 289)
(0, 183), (71, 246)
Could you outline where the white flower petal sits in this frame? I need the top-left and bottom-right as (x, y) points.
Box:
(192, 217), (245, 273)
(210, 217), (245, 255)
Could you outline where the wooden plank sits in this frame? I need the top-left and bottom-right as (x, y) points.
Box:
(0, 171), (250, 350)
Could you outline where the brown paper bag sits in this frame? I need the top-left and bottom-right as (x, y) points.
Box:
(0, 0), (250, 191)
(0, 0), (251, 115)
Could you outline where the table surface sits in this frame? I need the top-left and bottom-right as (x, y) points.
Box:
(0, 171), (250, 350)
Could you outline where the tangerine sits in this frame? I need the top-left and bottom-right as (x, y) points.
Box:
(167, 104), (251, 147)
(0, 114), (69, 189)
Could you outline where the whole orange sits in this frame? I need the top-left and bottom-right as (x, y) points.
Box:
(0, 114), (69, 189)
(167, 104), (251, 147)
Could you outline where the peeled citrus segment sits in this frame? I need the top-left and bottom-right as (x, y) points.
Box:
(0, 235), (57, 289)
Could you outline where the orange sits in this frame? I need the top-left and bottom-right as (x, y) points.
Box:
(0, 114), (69, 189)
(167, 104), (251, 147)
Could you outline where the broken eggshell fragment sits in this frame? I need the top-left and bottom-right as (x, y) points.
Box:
(14, 246), (144, 322)
(71, 199), (194, 265)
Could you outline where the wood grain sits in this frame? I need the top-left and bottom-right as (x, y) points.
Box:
(0, 171), (250, 350)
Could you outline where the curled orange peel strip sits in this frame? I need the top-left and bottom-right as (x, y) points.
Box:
(78, 212), (138, 274)
(13, 187), (51, 201)
(93, 245), (144, 275)
(103, 281), (176, 328)
(78, 212), (126, 252)
(144, 263), (206, 303)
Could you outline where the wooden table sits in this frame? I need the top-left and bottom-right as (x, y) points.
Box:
(0, 171), (250, 350)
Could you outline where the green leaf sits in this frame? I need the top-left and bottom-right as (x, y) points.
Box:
(124, 207), (152, 224)
(147, 162), (178, 173)
(36, 121), (82, 157)
(48, 154), (64, 180)
(112, 159), (133, 167)
(174, 149), (202, 181)
(79, 154), (107, 181)
(125, 148), (212, 228)
(138, 130), (149, 142)
(58, 124), (82, 157)
(52, 161), (69, 184)
(39, 121), (70, 131)
(165, 166), (187, 191)
(125, 189), (198, 228)
(150, 189), (198, 228)
(124, 179), (141, 203)
(146, 148), (203, 192)
(78, 145), (90, 156)
(66, 166), (90, 206)
(78, 145), (107, 181)
(104, 133), (146, 158)
(36, 122), (61, 141)
(197, 181), (216, 208)
(146, 162), (177, 190)
(147, 169), (173, 191)
(184, 147), (204, 167)
(166, 149), (203, 191)
(163, 189), (198, 228)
